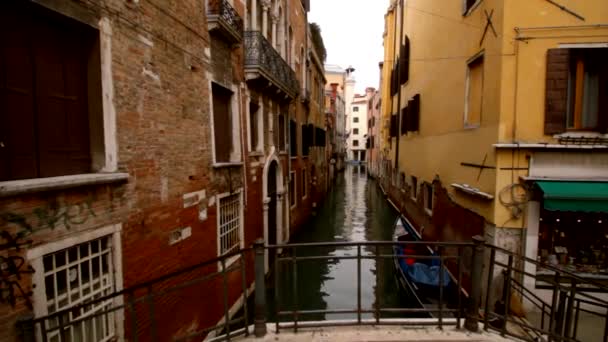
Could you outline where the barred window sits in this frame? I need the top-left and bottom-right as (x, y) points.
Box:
(41, 236), (116, 342)
(219, 193), (243, 255)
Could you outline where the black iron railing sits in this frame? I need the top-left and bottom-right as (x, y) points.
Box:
(258, 240), (477, 335)
(483, 245), (608, 342)
(244, 31), (299, 98)
(19, 238), (608, 342)
(207, 0), (243, 43)
(301, 88), (311, 104)
(24, 249), (252, 342)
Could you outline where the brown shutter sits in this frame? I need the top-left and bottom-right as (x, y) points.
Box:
(400, 36), (410, 85)
(400, 106), (408, 135)
(544, 49), (570, 135)
(289, 120), (297, 156)
(278, 114), (285, 150)
(390, 114), (398, 137)
(35, 19), (92, 177)
(408, 94), (420, 132)
(1, 7), (37, 180)
(212, 83), (233, 162)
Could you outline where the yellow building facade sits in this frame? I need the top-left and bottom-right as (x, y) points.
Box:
(379, 0), (608, 281)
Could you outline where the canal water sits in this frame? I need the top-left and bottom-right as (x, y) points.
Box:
(268, 164), (422, 322)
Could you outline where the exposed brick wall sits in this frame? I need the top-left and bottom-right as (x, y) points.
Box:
(1, 0), (328, 341)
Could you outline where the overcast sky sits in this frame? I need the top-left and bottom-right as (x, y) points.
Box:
(309, 0), (390, 94)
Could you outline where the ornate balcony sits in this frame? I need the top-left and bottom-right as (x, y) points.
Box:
(301, 88), (311, 105)
(207, 0), (243, 44)
(244, 31), (299, 99)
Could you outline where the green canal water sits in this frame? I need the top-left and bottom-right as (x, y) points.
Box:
(267, 164), (422, 322)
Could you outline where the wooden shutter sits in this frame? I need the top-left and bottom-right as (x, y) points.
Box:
(400, 37), (410, 85)
(400, 106), (409, 135)
(1, 2), (93, 180)
(390, 114), (398, 137)
(408, 94), (420, 132)
(212, 83), (233, 162)
(301, 124), (308, 155)
(1, 6), (37, 180)
(544, 49), (569, 135)
(278, 114), (285, 150)
(249, 102), (259, 149)
(35, 18), (92, 177)
(289, 120), (297, 156)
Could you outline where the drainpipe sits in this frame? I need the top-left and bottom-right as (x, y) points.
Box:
(393, 0), (404, 171)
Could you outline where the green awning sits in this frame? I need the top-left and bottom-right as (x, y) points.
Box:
(536, 181), (608, 213)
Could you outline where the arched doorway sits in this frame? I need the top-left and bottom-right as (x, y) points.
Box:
(262, 152), (284, 272)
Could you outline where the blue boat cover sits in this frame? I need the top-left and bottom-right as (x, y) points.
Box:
(407, 263), (451, 287)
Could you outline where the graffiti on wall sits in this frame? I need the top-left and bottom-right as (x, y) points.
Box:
(1, 188), (125, 308)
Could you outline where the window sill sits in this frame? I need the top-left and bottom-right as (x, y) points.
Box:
(248, 151), (264, 157)
(213, 162), (244, 168)
(0, 173), (129, 198)
(464, 123), (480, 130)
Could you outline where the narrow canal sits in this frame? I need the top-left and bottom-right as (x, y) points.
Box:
(268, 164), (421, 322)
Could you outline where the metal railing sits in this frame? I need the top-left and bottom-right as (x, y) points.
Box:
(483, 245), (608, 342)
(254, 239), (479, 336)
(19, 238), (608, 342)
(23, 249), (253, 342)
(301, 88), (311, 104)
(207, 0), (243, 42)
(244, 31), (299, 98)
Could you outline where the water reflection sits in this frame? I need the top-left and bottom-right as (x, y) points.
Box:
(271, 165), (421, 322)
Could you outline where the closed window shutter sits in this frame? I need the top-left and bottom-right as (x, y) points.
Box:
(390, 114), (398, 137)
(290, 120), (297, 156)
(400, 37), (410, 85)
(400, 106), (408, 135)
(408, 94), (420, 132)
(212, 84), (233, 162)
(1, 10), (37, 180)
(544, 49), (569, 135)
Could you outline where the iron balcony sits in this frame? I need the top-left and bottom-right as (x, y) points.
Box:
(244, 31), (299, 99)
(207, 0), (243, 44)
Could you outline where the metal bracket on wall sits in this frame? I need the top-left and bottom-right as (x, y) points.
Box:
(544, 0), (585, 21)
(460, 154), (496, 181)
(479, 10), (497, 47)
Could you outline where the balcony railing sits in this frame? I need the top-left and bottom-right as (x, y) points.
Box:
(301, 88), (311, 104)
(244, 31), (299, 98)
(207, 0), (243, 44)
(19, 238), (608, 342)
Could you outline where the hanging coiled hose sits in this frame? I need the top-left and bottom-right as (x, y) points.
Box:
(498, 183), (529, 219)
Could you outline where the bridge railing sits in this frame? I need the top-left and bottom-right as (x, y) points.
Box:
(484, 244), (608, 342)
(19, 238), (608, 342)
(256, 239), (478, 335)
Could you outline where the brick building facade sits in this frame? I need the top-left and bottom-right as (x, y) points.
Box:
(0, 0), (325, 340)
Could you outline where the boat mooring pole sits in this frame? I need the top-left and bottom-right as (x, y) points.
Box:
(254, 239), (267, 337)
(465, 235), (485, 332)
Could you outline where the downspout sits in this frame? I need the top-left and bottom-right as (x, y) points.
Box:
(285, 0), (293, 242)
(393, 0), (404, 171)
(239, 85), (248, 207)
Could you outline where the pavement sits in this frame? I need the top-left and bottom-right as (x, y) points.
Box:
(231, 323), (517, 342)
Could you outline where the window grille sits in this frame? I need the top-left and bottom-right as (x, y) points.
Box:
(219, 193), (242, 255)
(42, 236), (115, 342)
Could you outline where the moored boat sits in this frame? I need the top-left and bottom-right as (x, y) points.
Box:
(392, 216), (462, 315)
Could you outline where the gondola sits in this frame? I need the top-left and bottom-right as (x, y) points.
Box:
(392, 216), (462, 316)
